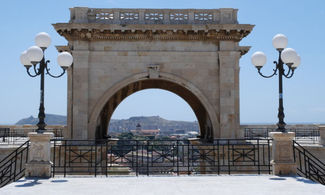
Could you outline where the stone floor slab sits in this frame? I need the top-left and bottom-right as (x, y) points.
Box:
(1, 175), (324, 195)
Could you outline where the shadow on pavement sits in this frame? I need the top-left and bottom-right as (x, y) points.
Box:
(51, 179), (68, 183)
(294, 177), (317, 184)
(14, 178), (46, 187)
(269, 177), (286, 181)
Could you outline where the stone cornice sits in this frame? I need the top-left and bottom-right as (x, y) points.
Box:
(55, 45), (70, 52)
(238, 46), (251, 56)
(53, 23), (254, 41)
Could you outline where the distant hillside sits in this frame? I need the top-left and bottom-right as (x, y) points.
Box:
(109, 116), (199, 132)
(15, 115), (199, 132)
(15, 114), (67, 125)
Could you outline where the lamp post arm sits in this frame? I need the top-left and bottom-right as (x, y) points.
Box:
(33, 64), (41, 75)
(284, 68), (295, 79)
(26, 67), (40, 77)
(44, 60), (66, 78)
(257, 62), (278, 78)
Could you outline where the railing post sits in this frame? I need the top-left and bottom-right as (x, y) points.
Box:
(270, 132), (296, 175)
(319, 125), (325, 146)
(176, 140), (179, 176)
(25, 132), (54, 178)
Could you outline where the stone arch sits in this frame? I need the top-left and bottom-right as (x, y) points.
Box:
(88, 72), (219, 140)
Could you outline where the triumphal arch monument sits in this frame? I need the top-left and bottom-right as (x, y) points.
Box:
(53, 7), (253, 140)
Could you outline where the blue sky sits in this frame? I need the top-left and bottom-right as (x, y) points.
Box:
(0, 0), (324, 124)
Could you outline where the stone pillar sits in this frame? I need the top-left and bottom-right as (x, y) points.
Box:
(319, 126), (325, 145)
(25, 132), (53, 178)
(218, 43), (241, 139)
(66, 65), (73, 139)
(270, 132), (296, 175)
(71, 48), (90, 139)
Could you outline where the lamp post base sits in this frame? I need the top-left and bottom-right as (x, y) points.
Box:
(269, 132), (296, 176)
(25, 162), (52, 178)
(25, 132), (53, 177)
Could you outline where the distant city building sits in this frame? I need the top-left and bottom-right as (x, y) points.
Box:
(130, 123), (160, 138)
(175, 129), (186, 134)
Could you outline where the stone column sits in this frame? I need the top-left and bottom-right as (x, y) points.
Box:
(71, 48), (90, 139)
(25, 132), (53, 178)
(270, 132), (296, 175)
(218, 42), (241, 139)
(319, 126), (325, 145)
(66, 65), (73, 139)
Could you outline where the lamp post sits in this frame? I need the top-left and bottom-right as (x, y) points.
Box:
(20, 32), (73, 133)
(251, 34), (301, 132)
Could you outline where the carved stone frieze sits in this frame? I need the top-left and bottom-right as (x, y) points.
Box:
(53, 23), (253, 42)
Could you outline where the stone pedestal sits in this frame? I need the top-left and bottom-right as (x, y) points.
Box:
(319, 126), (325, 146)
(188, 138), (209, 174)
(25, 132), (53, 178)
(270, 132), (296, 176)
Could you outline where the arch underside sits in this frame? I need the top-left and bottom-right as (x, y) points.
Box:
(95, 79), (213, 140)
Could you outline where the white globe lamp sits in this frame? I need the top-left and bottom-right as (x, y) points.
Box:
(57, 52), (73, 69)
(251, 51), (267, 68)
(26, 46), (44, 64)
(272, 34), (288, 50)
(20, 50), (32, 67)
(281, 48), (297, 65)
(35, 32), (51, 49)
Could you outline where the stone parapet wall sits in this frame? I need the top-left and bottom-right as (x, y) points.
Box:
(70, 7), (239, 25)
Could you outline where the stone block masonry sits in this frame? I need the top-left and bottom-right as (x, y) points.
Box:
(53, 7), (253, 140)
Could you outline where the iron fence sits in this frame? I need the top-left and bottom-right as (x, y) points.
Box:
(244, 128), (320, 144)
(293, 140), (325, 185)
(0, 128), (63, 145)
(51, 139), (271, 177)
(0, 141), (29, 188)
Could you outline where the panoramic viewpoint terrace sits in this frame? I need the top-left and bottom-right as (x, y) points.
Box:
(1, 3), (325, 194)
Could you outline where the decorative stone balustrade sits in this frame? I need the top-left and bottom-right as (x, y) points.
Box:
(69, 7), (238, 25)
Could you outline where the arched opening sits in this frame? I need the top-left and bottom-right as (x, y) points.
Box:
(107, 89), (199, 138)
(94, 79), (214, 140)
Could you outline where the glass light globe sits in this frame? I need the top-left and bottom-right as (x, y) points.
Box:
(272, 34), (288, 50)
(281, 48), (297, 64)
(57, 52), (73, 69)
(292, 55), (301, 68)
(20, 50), (32, 67)
(26, 46), (44, 64)
(35, 32), (51, 48)
(251, 51), (267, 68)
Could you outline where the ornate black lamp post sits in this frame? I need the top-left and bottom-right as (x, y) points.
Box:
(20, 32), (73, 133)
(251, 34), (301, 132)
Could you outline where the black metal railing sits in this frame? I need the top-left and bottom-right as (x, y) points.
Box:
(293, 140), (325, 185)
(51, 139), (271, 177)
(0, 128), (63, 145)
(0, 141), (29, 188)
(244, 128), (320, 144)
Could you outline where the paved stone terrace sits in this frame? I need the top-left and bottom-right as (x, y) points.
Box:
(1, 175), (324, 195)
